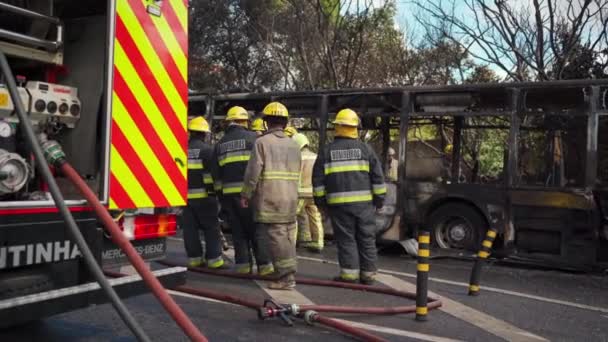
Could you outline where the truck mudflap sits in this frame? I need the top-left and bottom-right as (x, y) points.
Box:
(0, 266), (186, 328)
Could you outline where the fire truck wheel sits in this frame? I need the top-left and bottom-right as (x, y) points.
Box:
(429, 203), (486, 251)
(0, 267), (54, 300)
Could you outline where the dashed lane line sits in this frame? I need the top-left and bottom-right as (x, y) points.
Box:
(377, 274), (547, 342)
(298, 255), (608, 315)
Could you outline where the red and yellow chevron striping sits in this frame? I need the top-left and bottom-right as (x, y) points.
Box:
(109, 0), (188, 209)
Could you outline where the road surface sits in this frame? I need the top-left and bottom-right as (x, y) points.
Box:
(2, 235), (607, 341)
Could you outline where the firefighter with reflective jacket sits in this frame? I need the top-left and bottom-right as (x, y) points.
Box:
(312, 109), (386, 285)
(241, 102), (301, 290)
(293, 133), (324, 253)
(182, 117), (228, 269)
(251, 117), (265, 136)
(211, 106), (274, 275)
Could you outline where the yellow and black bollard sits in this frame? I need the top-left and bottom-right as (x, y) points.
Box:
(415, 230), (430, 321)
(468, 228), (497, 296)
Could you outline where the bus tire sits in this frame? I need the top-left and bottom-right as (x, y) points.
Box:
(428, 203), (486, 251)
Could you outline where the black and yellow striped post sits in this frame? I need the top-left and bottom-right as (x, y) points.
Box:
(468, 228), (497, 296)
(415, 230), (430, 321)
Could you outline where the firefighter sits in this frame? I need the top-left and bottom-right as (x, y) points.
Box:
(182, 116), (228, 269)
(312, 109), (386, 285)
(293, 133), (324, 253)
(241, 102), (301, 290)
(251, 117), (265, 136)
(212, 106), (274, 275)
(386, 147), (398, 182)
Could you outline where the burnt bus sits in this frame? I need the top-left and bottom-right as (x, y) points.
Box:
(190, 79), (608, 269)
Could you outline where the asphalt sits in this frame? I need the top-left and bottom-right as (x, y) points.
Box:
(1, 235), (607, 342)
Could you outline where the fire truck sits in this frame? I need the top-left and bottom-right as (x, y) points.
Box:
(0, 0), (188, 327)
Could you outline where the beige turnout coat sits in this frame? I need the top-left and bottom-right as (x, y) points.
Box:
(241, 128), (301, 223)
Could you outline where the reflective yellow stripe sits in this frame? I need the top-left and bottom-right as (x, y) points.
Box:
(110, 145), (154, 207)
(418, 249), (430, 257)
(327, 194), (372, 204)
(203, 174), (213, 184)
(469, 284), (480, 292)
(372, 187), (386, 195)
(418, 235), (430, 244)
(188, 163), (203, 169)
(313, 186), (326, 197)
(482, 240), (492, 248)
(325, 164), (370, 175)
(219, 155), (250, 166)
(478, 251), (490, 258)
(487, 230), (497, 238)
(416, 307), (428, 315)
(417, 263), (429, 272)
(188, 188), (208, 199)
(223, 186), (243, 194)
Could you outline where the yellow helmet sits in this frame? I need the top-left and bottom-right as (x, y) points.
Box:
(284, 126), (298, 137)
(333, 108), (359, 127)
(251, 117), (265, 132)
(226, 106), (249, 121)
(188, 116), (210, 133)
(262, 102), (289, 118)
(293, 133), (309, 149)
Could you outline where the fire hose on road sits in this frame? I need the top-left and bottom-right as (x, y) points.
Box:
(157, 260), (443, 341)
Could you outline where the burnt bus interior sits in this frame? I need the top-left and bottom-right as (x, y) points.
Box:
(190, 79), (608, 268)
(0, 0), (110, 207)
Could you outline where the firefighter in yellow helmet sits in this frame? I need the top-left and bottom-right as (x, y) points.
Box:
(183, 117), (229, 269)
(211, 106), (273, 275)
(312, 109), (386, 285)
(251, 117), (266, 136)
(293, 133), (324, 253)
(241, 102), (301, 290)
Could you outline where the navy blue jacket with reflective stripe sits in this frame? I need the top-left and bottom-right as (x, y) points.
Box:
(211, 125), (257, 196)
(187, 138), (216, 203)
(312, 137), (386, 207)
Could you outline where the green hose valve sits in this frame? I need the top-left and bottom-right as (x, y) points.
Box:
(41, 140), (66, 166)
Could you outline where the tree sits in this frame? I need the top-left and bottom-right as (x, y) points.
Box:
(413, 0), (608, 81)
(189, 0), (281, 91)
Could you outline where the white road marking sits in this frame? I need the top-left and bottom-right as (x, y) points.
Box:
(255, 276), (466, 342)
(377, 274), (547, 342)
(332, 319), (464, 342)
(168, 289), (237, 306)
(298, 255), (608, 315)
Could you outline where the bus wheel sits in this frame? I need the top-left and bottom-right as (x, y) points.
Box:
(429, 203), (485, 251)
